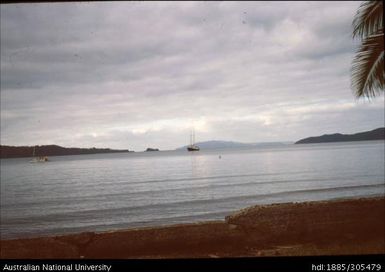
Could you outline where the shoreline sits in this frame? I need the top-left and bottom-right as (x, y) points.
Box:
(1, 196), (384, 258)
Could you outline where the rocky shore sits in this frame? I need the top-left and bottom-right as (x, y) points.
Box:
(1, 197), (384, 259)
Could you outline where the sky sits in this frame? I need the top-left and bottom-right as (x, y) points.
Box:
(1, 1), (384, 151)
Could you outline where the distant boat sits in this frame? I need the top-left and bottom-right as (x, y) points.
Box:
(187, 129), (200, 151)
(145, 148), (159, 152)
(30, 146), (49, 163)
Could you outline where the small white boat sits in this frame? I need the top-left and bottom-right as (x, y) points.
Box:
(30, 156), (49, 163)
(30, 146), (49, 163)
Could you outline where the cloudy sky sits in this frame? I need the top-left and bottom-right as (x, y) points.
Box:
(1, 1), (384, 151)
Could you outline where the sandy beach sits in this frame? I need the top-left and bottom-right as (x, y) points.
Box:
(1, 196), (384, 259)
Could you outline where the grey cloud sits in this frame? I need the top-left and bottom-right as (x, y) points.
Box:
(1, 2), (383, 151)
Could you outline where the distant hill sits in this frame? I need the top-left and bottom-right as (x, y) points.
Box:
(176, 140), (289, 150)
(0, 145), (130, 159)
(295, 128), (385, 144)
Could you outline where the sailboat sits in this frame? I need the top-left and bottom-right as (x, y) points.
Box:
(30, 146), (49, 163)
(187, 129), (200, 151)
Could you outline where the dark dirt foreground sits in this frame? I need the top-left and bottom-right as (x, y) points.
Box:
(1, 197), (384, 259)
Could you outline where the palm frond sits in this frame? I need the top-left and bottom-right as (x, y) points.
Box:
(352, 1), (383, 39)
(351, 30), (384, 98)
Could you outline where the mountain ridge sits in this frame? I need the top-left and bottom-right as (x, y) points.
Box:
(295, 127), (384, 144)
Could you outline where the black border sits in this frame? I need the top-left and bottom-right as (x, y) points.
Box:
(1, 255), (385, 272)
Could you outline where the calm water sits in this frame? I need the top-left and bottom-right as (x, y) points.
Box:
(1, 141), (384, 239)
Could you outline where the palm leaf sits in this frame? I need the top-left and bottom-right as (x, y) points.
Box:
(351, 30), (384, 98)
(352, 1), (383, 39)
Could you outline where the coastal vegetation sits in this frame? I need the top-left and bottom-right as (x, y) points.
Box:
(0, 145), (130, 159)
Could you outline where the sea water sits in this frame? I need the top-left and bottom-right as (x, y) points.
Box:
(1, 140), (384, 239)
